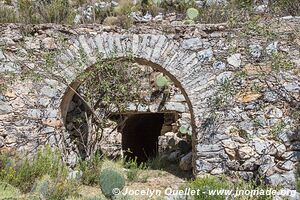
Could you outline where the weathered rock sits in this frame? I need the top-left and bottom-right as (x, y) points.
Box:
(266, 41), (278, 55)
(196, 160), (213, 172)
(236, 92), (261, 103)
(0, 101), (12, 114)
(265, 171), (296, 189)
(178, 140), (191, 154)
(213, 61), (226, 70)
(249, 44), (262, 58)
(68, 170), (83, 180)
(42, 37), (57, 50)
(181, 38), (203, 50)
(179, 152), (192, 171)
(165, 102), (187, 113)
(227, 53), (241, 68)
(238, 146), (254, 160)
(168, 150), (181, 163)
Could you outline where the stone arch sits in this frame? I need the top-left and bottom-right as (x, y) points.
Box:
(60, 57), (196, 133)
(55, 33), (207, 168)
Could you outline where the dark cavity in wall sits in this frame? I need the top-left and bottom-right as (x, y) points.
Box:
(120, 113), (165, 163)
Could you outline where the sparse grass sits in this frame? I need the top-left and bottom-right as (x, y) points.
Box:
(18, 0), (40, 24)
(0, 0), (299, 25)
(146, 155), (169, 170)
(123, 157), (147, 182)
(270, 120), (286, 140)
(0, 7), (17, 23)
(269, 0), (300, 16)
(0, 145), (68, 193)
(1, 0), (75, 24)
(77, 153), (103, 186)
(189, 175), (274, 200)
(160, 0), (196, 13)
(270, 52), (294, 72)
(189, 175), (232, 200)
(35, 0), (75, 24)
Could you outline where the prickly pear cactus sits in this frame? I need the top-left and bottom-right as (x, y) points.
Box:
(31, 175), (52, 198)
(84, 197), (104, 200)
(155, 74), (169, 88)
(99, 169), (125, 198)
(187, 8), (199, 20)
(0, 182), (20, 199)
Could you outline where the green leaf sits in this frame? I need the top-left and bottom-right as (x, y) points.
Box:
(155, 75), (169, 88)
(179, 125), (189, 134)
(187, 8), (199, 20)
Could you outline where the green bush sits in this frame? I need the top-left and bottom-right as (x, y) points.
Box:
(0, 7), (18, 23)
(78, 153), (103, 185)
(114, 0), (134, 15)
(31, 175), (52, 198)
(269, 0), (300, 16)
(35, 0), (75, 24)
(18, 0), (40, 24)
(0, 146), (68, 193)
(123, 158), (146, 182)
(190, 176), (232, 200)
(160, 0), (195, 13)
(30, 174), (79, 199)
(190, 175), (274, 200)
(99, 169), (125, 198)
(0, 181), (20, 199)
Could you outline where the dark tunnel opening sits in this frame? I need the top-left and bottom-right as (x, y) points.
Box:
(121, 113), (165, 163)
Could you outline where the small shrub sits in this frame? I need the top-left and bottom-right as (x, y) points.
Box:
(47, 178), (79, 200)
(18, 0), (40, 24)
(270, 120), (286, 139)
(78, 153), (103, 185)
(0, 182), (20, 199)
(103, 16), (120, 26)
(190, 175), (232, 200)
(31, 175), (52, 197)
(114, 0), (134, 15)
(35, 0), (75, 24)
(155, 74), (169, 89)
(0, 145), (68, 192)
(123, 158), (146, 182)
(160, 0), (195, 13)
(31, 174), (79, 199)
(0, 7), (18, 23)
(99, 169), (125, 198)
(146, 155), (168, 170)
(116, 15), (133, 29)
(269, 0), (300, 16)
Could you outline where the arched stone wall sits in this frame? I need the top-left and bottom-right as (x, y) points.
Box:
(56, 33), (206, 172)
(1, 22), (300, 189)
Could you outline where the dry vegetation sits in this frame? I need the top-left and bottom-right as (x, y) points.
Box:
(0, 0), (299, 26)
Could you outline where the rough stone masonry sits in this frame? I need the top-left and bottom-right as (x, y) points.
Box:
(0, 18), (300, 189)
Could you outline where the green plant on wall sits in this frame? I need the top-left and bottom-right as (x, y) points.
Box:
(155, 74), (170, 89)
(179, 124), (192, 136)
(184, 7), (199, 24)
(187, 7), (199, 20)
(270, 120), (286, 140)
